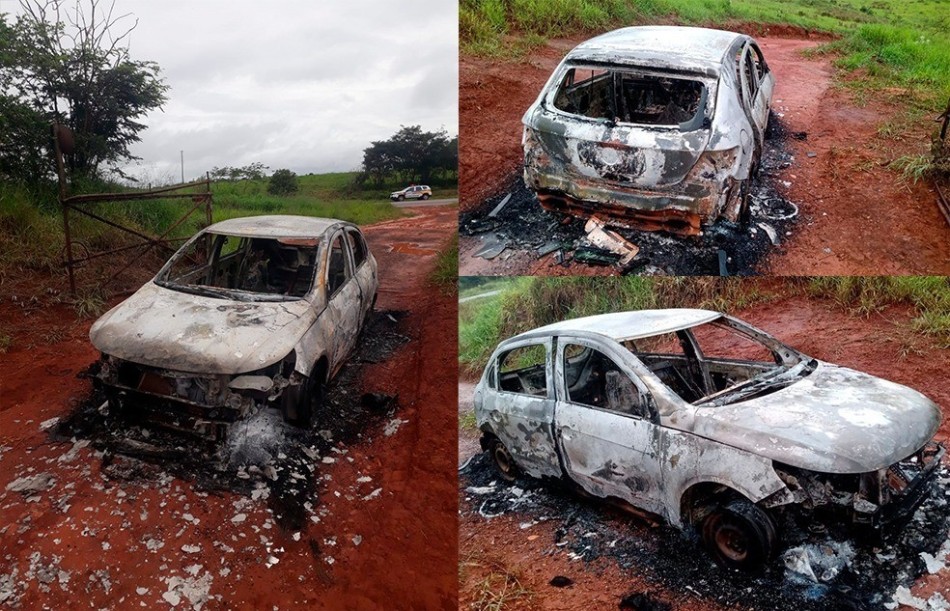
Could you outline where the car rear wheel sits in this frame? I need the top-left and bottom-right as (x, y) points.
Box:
(489, 438), (519, 482)
(421, 193), (430, 200)
(701, 498), (777, 570)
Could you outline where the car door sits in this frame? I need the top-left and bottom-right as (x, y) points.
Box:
(346, 228), (376, 322)
(553, 336), (668, 516)
(324, 230), (361, 372)
(739, 42), (771, 148)
(483, 338), (562, 479)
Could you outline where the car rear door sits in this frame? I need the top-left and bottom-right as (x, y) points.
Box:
(553, 336), (667, 516)
(739, 42), (772, 147)
(483, 338), (562, 479)
(346, 228), (376, 322)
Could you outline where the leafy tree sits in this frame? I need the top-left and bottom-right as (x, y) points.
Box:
(267, 168), (298, 196)
(0, 0), (168, 186)
(360, 125), (458, 187)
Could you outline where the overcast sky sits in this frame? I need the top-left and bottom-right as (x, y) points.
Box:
(2, 0), (458, 182)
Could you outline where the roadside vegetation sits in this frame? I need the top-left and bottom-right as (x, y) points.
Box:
(461, 0), (950, 105)
(430, 233), (460, 293)
(459, 276), (950, 375)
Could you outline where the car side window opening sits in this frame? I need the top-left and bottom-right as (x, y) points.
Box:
(156, 232), (319, 300)
(347, 231), (367, 268)
(563, 343), (648, 418)
(327, 234), (351, 296)
(624, 322), (812, 406)
(497, 344), (548, 397)
(553, 66), (707, 128)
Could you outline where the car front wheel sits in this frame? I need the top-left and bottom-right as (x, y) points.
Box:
(282, 367), (326, 427)
(701, 498), (777, 570)
(398, 194), (405, 201)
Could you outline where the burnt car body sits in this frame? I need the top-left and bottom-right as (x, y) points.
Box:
(90, 215), (378, 438)
(474, 310), (944, 568)
(522, 26), (774, 236)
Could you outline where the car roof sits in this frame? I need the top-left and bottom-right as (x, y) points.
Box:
(205, 215), (348, 238)
(511, 309), (722, 343)
(565, 26), (746, 75)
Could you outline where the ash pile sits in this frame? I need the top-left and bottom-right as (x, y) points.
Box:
(459, 452), (950, 611)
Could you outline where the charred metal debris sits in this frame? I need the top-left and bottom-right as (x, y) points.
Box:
(461, 115), (799, 276)
(57, 310), (410, 533)
(460, 451), (950, 611)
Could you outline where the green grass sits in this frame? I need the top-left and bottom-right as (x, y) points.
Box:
(802, 276), (950, 347)
(0, 172), (409, 295)
(429, 233), (460, 292)
(458, 276), (950, 375)
(461, 0), (950, 103)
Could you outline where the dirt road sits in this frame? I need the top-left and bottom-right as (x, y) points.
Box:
(458, 296), (950, 610)
(0, 205), (458, 610)
(458, 33), (950, 276)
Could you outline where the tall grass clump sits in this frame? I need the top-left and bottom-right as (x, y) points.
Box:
(804, 276), (950, 347)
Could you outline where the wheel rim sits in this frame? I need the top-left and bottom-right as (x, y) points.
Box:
(714, 523), (749, 563)
(493, 444), (513, 476)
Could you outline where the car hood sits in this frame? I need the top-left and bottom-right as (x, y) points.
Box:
(690, 362), (942, 474)
(89, 282), (318, 375)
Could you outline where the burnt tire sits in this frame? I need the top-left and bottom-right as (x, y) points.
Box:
(737, 179), (752, 227)
(488, 438), (519, 483)
(283, 367), (326, 428)
(701, 498), (777, 571)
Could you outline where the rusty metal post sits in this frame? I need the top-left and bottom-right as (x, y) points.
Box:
(206, 173), (213, 226)
(52, 123), (77, 295)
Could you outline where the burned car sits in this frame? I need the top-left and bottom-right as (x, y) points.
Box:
(522, 26), (774, 236)
(90, 215), (378, 438)
(474, 310), (944, 569)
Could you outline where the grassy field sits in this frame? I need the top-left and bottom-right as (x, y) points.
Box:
(458, 276), (950, 375)
(0, 171), (419, 293)
(461, 0), (950, 105)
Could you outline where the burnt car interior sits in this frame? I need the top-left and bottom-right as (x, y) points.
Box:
(156, 232), (319, 300)
(553, 66), (707, 128)
(623, 321), (814, 406)
(563, 344), (651, 419)
(498, 344), (548, 396)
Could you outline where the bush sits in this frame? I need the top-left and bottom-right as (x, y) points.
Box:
(267, 169), (299, 196)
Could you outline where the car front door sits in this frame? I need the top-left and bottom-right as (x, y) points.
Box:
(484, 338), (562, 479)
(553, 336), (667, 516)
(324, 230), (360, 372)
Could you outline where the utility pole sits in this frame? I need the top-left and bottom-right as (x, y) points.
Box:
(180, 150), (184, 183)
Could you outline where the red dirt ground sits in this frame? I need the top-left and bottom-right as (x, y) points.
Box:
(0, 205), (459, 610)
(458, 294), (950, 610)
(458, 34), (950, 276)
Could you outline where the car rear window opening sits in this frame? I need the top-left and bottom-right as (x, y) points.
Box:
(553, 67), (706, 127)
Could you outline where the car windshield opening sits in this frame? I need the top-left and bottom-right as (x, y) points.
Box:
(155, 232), (319, 301)
(553, 67), (707, 128)
(623, 321), (813, 405)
